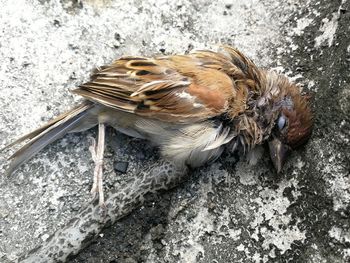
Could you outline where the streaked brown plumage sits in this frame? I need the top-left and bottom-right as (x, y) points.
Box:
(3, 46), (313, 205)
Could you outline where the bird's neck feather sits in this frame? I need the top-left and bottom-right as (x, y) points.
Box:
(229, 70), (288, 151)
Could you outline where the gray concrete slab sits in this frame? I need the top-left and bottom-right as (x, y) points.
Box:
(0, 0), (349, 262)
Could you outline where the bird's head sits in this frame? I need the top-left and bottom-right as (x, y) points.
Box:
(265, 75), (314, 173)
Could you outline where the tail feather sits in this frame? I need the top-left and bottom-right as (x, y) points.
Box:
(4, 102), (94, 175)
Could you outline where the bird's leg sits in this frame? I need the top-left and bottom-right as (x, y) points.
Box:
(88, 136), (97, 193)
(89, 123), (106, 206)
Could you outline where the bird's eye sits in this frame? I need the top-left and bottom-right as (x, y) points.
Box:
(277, 115), (286, 130)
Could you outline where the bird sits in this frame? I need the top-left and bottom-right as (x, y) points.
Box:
(2, 46), (314, 206)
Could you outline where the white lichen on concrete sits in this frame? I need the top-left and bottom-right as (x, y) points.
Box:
(293, 17), (314, 36)
(251, 179), (306, 253)
(311, 139), (350, 212)
(314, 0), (346, 48)
(314, 13), (339, 48)
(157, 162), (308, 262)
(329, 226), (350, 244)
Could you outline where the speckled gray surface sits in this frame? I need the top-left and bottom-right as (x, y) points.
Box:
(0, 0), (349, 262)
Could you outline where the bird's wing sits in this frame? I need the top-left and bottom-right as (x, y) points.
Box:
(72, 46), (260, 123)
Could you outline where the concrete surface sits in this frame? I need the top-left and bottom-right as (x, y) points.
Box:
(0, 0), (349, 262)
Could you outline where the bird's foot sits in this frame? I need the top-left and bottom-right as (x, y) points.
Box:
(88, 123), (106, 207)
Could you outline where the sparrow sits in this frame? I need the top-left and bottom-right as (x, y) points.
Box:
(3, 46), (313, 206)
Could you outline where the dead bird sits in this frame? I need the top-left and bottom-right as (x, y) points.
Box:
(3, 46), (314, 206)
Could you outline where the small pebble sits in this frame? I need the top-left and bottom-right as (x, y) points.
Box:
(114, 161), (129, 173)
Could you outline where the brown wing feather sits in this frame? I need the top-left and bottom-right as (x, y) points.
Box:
(72, 47), (260, 123)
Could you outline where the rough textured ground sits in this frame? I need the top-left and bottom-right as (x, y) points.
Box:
(0, 0), (349, 262)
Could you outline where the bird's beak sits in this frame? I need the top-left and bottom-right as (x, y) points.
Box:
(268, 138), (290, 173)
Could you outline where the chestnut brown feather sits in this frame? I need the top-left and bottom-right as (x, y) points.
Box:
(283, 91), (313, 148)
